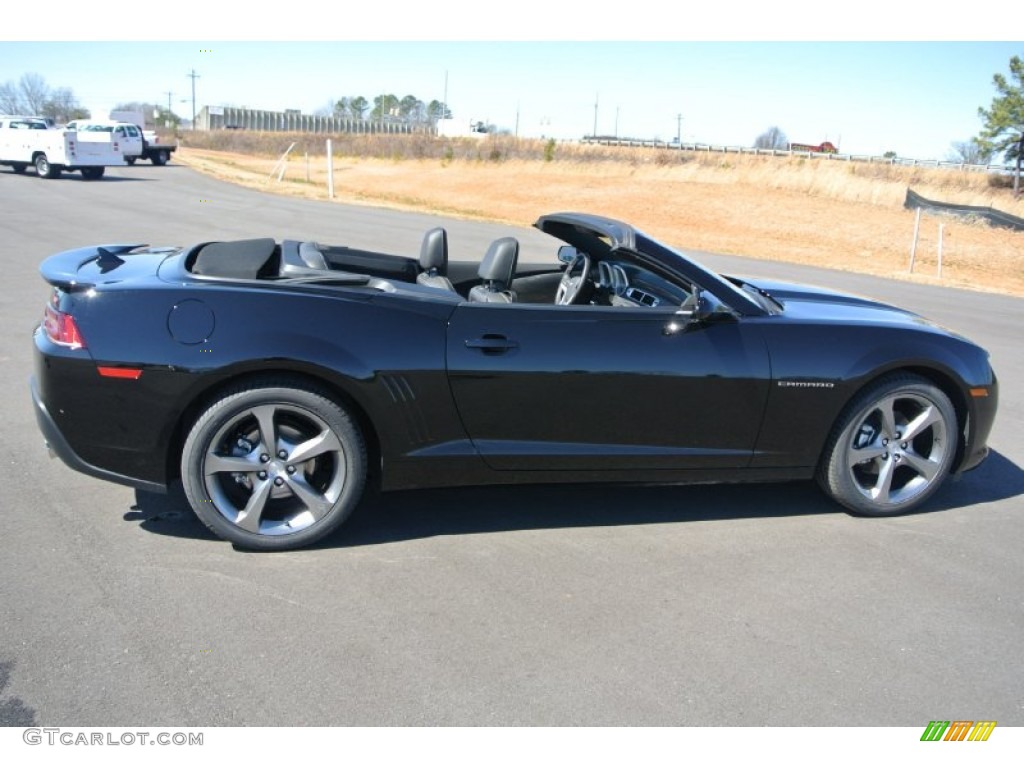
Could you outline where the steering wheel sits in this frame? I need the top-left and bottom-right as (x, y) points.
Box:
(554, 252), (592, 305)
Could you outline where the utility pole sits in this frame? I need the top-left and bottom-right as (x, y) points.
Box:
(593, 93), (599, 138)
(187, 69), (200, 130)
(443, 70), (448, 121)
(515, 102), (520, 138)
(677, 113), (682, 148)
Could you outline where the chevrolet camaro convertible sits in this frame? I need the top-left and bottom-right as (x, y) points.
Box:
(30, 213), (998, 550)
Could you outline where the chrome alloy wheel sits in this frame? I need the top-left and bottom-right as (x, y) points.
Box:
(846, 392), (950, 507)
(819, 374), (957, 517)
(204, 402), (347, 536)
(182, 379), (366, 549)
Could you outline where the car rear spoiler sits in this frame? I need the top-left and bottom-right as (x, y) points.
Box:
(39, 244), (146, 290)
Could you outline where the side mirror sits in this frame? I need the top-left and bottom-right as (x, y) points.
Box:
(557, 245), (578, 265)
(663, 290), (723, 335)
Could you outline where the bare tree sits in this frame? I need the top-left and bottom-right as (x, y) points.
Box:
(754, 126), (788, 149)
(948, 139), (992, 166)
(0, 73), (87, 121)
(19, 73), (50, 114)
(45, 88), (89, 123)
(0, 81), (22, 113)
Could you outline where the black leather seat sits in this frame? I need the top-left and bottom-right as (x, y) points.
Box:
(416, 228), (455, 292)
(468, 237), (519, 303)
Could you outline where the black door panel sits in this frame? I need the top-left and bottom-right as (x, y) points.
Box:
(446, 303), (771, 471)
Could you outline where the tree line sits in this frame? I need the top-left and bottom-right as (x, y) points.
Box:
(322, 95), (452, 124)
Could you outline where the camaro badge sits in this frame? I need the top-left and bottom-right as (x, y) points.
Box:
(778, 380), (835, 388)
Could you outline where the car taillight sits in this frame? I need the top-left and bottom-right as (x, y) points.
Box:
(43, 302), (86, 349)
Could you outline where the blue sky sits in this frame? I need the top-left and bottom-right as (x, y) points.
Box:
(1, 10), (1019, 160)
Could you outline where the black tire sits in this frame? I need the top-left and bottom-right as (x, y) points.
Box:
(34, 154), (59, 179)
(151, 150), (169, 166)
(817, 374), (957, 516)
(126, 156), (137, 165)
(11, 163), (27, 174)
(80, 167), (105, 180)
(181, 378), (367, 550)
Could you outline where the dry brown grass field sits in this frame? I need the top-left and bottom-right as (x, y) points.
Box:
(175, 133), (1024, 297)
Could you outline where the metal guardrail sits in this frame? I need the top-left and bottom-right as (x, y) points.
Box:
(579, 137), (1011, 175)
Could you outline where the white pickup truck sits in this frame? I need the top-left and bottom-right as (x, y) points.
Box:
(0, 116), (126, 179)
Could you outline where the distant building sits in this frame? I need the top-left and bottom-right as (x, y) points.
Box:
(194, 105), (429, 135)
(436, 119), (488, 139)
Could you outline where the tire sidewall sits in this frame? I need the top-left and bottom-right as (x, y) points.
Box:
(181, 383), (366, 550)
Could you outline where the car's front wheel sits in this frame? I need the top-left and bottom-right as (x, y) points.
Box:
(818, 374), (957, 516)
(181, 378), (367, 550)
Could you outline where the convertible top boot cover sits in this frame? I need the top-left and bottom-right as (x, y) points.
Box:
(193, 238), (277, 279)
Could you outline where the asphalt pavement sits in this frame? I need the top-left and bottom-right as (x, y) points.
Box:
(0, 161), (1021, 726)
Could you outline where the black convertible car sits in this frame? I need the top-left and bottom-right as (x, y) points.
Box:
(30, 212), (998, 550)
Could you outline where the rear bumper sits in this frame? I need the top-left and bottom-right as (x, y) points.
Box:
(30, 374), (167, 494)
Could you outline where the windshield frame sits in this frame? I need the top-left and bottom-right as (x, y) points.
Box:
(534, 212), (773, 317)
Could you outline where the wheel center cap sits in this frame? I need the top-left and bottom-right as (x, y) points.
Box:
(268, 459), (286, 477)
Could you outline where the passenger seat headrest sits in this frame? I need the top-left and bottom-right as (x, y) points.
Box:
(420, 227), (448, 272)
(478, 237), (519, 286)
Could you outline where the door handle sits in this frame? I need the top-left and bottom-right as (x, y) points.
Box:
(465, 334), (518, 354)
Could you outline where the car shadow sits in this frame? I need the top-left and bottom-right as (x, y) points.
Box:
(2, 169), (149, 181)
(0, 661), (37, 727)
(930, 449), (1024, 511)
(61, 174), (151, 182)
(124, 487), (219, 542)
(126, 450), (1024, 550)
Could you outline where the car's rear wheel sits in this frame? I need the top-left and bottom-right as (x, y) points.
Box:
(80, 167), (105, 180)
(818, 374), (957, 516)
(182, 379), (367, 550)
(152, 150), (169, 165)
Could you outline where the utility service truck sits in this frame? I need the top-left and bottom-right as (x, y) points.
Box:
(0, 116), (126, 179)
